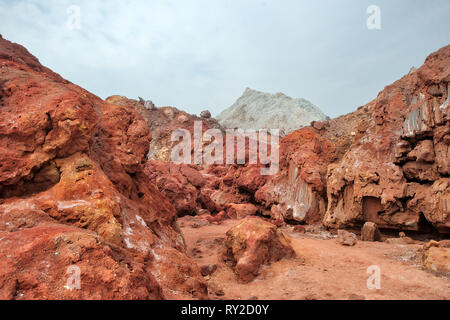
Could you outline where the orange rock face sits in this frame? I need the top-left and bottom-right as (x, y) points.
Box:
(0, 35), (206, 299)
(144, 160), (218, 216)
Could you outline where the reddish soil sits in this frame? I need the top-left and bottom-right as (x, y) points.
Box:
(180, 217), (450, 300)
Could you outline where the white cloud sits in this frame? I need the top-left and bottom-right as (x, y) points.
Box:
(0, 0), (449, 118)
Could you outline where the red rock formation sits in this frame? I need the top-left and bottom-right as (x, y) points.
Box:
(254, 106), (370, 224)
(0, 35), (206, 299)
(105, 95), (222, 161)
(253, 45), (449, 234)
(324, 45), (449, 233)
(144, 160), (218, 216)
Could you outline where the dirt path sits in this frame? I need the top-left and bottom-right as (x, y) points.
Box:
(180, 218), (449, 300)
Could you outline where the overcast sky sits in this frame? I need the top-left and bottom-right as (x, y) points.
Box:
(0, 0), (449, 118)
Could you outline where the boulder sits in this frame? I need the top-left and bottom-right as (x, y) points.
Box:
(145, 161), (217, 216)
(337, 230), (357, 246)
(422, 241), (450, 275)
(223, 217), (296, 282)
(361, 222), (381, 241)
(200, 110), (211, 119)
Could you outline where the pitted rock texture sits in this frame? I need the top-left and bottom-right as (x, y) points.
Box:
(216, 87), (328, 134)
(144, 160), (218, 217)
(0, 35), (206, 300)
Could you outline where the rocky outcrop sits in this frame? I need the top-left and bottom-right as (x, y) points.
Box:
(216, 88), (327, 134)
(223, 216), (296, 282)
(144, 160), (218, 216)
(254, 104), (371, 224)
(251, 45), (450, 234)
(0, 35), (206, 299)
(106, 95), (222, 161)
(323, 45), (450, 233)
(361, 222), (381, 242)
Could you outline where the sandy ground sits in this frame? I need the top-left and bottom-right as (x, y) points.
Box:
(179, 217), (449, 300)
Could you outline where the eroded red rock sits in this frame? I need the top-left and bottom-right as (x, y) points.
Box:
(324, 45), (450, 233)
(0, 35), (206, 300)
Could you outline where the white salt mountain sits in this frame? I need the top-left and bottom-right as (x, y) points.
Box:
(216, 88), (328, 134)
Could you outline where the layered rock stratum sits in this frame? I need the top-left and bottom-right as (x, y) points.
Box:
(216, 87), (328, 134)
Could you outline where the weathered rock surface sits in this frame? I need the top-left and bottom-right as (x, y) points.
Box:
(106, 95), (222, 161)
(144, 160), (218, 216)
(244, 45), (450, 236)
(254, 105), (371, 224)
(223, 216), (295, 282)
(0, 224), (162, 300)
(324, 44), (450, 233)
(0, 35), (206, 299)
(224, 203), (258, 219)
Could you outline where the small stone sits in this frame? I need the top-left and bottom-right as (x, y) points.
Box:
(200, 264), (218, 277)
(197, 209), (210, 216)
(200, 110), (211, 119)
(215, 289), (225, 296)
(293, 225), (306, 233)
(348, 294), (366, 300)
(337, 230), (357, 246)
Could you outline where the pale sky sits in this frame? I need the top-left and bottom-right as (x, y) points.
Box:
(0, 0), (449, 118)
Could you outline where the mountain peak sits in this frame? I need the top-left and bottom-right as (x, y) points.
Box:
(217, 88), (327, 133)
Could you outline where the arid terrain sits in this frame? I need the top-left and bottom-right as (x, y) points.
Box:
(181, 217), (449, 300)
(0, 34), (448, 300)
